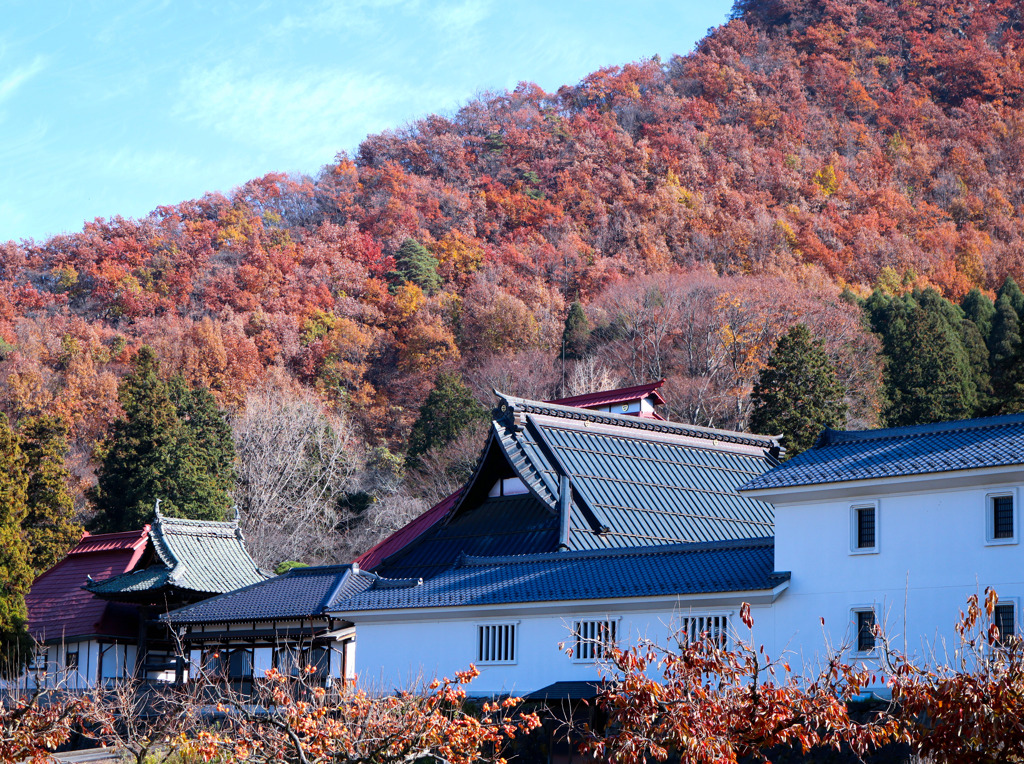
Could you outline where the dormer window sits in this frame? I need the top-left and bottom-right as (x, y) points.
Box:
(488, 477), (528, 498)
(986, 491), (1018, 545)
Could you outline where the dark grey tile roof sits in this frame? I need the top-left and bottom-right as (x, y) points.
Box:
(87, 514), (267, 597)
(741, 413), (1024, 491)
(335, 538), (786, 612)
(164, 565), (376, 624)
(375, 394), (780, 579)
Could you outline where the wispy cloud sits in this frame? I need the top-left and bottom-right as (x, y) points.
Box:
(0, 55), (46, 105)
(430, 0), (491, 34)
(175, 64), (408, 165)
(277, 0), (418, 35)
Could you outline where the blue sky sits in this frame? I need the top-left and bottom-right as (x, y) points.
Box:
(1, 0), (735, 243)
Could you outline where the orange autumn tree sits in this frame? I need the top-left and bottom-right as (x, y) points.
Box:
(182, 666), (541, 764)
(581, 603), (899, 764)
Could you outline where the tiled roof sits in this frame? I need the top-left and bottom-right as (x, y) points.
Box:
(27, 529), (149, 643)
(373, 393), (780, 579)
(335, 538), (786, 612)
(741, 413), (1024, 491)
(87, 514), (267, 598)
(165, 565), (376, 624)
(547, 379), (667, 409)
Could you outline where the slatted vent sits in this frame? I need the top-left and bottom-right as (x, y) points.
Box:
(478, 623), (516, 663)
(994, 603), (1016, 644)
(573, 619), (617, 660)
(680, 615), (729, 647)
(856, 506), (876, 548)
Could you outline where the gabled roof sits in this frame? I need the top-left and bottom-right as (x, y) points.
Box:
(27, 529), (149, 643)
(333, 538), (787, 612)
(547, 379), (667, 413)
(86, 514), (267, 600)
(355, 492), (460, 571)
(741, 413), (1024, 492)
(165, 564), (377, 625)
(374, 393), (781, 579)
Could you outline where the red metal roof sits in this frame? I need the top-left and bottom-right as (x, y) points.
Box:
(354, 492), (460, 572)
(27, 528), (150, 643)
(546, 379), (667, 411)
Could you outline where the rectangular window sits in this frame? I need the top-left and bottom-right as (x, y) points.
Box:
(679, 614), (729, 648)
(478, 624), (516, 663)
(994, 496), (1014, 540)
(65, 649), (79, 671)
(856, 610), (876, 653)
(994, 603), (1016, 644)
(856, 507), (876, 548)
(573, 619), (617, 661)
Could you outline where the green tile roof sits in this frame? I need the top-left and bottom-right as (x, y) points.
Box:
(86, 514), (267, 598)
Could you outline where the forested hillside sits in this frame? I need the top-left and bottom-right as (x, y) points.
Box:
(3, 0), (1024, 569)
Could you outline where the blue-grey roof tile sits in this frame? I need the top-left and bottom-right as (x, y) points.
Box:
(334, 538), (786, 612)
(741, 414), (1024, 491)
(164, 565), (376, 624)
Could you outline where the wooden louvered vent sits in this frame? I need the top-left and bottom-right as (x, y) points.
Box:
(478, 623), (516, 663)
(573, 619), (618, 660)
(680, 614), (729, 647)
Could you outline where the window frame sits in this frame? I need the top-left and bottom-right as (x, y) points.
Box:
(992, 598), (1018, 647)
(849, 501), (879, 555)
(986, 489), (1018, 546)
(476, 621), (519, 665)
(570, 618), (620, 663)
(851, 606), (878, 656)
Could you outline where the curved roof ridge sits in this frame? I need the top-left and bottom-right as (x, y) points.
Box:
(820, 413), (1024, 446)
(495, 392), (781, 450)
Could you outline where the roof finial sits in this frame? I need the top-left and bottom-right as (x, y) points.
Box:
(154, 498), (162, 519)
(233, 503), (240, 523)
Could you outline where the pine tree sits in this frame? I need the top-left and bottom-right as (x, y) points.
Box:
(960, 320), (994, 415)
(20, 415), (81, 575)
(748, 324), (847, 457)
(393, 238), (442, 295)
(961, 288), (996, 342)
(561, 302), (591, 361)
(91, 348), (236, 532)
(881, 304), (978, 426)
(997, 275), (1024, 317)
(0, 416), (32, 672)
(407, 372), (488, 464)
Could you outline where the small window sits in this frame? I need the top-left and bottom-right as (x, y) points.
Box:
(850, 503), (879, 554)
(855, 609), (876, 653)
(679, 614), (729, 648)
(573, 619), (617, 661)
(994, 602), (1016, 645)
(989, 494), (1016, 543)
(478, 623), (516, 663)
(65, 649), (79, 671)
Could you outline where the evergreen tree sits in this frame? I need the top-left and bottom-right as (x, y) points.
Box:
(168, 377), (237, 521)
(407, 372), (488, 464)
(989, 294), (1021, 372)
(881, 304), (978, 426)
(961, 288), (996, 342)
(748, 324), (847, 457)
(561, 301), (591, 361)
(0, 416), (31, 672)
(90, 348), (236, 532)
(393, 238), (442, 295)
(997, 275), (1024, 317)
(20, 415), (81, 575)
(960, 320), (994, 415)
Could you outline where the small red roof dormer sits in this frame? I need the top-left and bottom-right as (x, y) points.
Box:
(546, 379), (666, 419)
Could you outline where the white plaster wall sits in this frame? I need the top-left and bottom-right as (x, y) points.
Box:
(772, 479), (1024, 670)
(353, 602), (776, 696)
